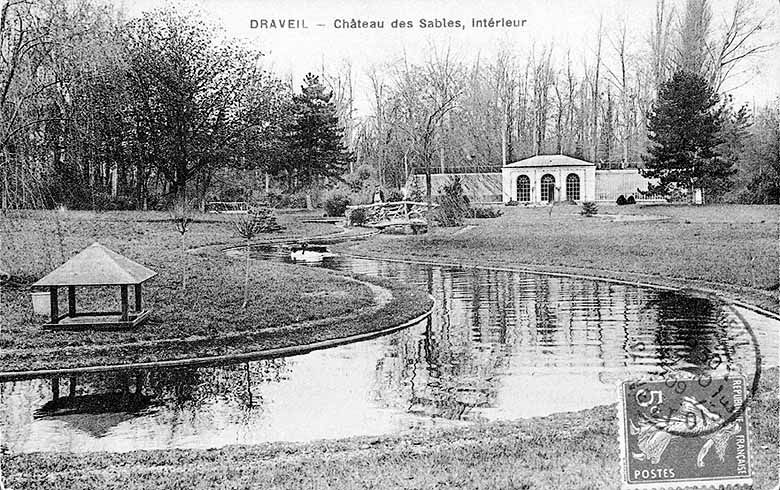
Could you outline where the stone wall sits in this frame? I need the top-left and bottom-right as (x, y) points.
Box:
(409, 173), (503, 203)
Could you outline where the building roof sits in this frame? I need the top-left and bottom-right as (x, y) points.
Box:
(503, 155), (595, 168)
(33, 242), (157, 287)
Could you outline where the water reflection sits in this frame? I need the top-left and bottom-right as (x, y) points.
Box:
(0, 253), (776, 453)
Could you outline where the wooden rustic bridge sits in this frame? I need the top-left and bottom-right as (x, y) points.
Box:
(345, 201), (437, 230)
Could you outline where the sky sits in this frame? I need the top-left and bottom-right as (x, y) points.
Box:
(122, 0), (780, 117)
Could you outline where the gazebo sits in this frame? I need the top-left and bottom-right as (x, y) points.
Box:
(32, 242), (156, 329)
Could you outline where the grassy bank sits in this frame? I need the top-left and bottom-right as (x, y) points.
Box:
(0, 210), (431, 372)
(6, 368), (776, 489)
(340, 204), (780, 313)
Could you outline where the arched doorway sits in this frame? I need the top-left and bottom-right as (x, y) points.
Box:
(540, 174), (555, 202)
(516, 175), (531, 202)
(566, 173), (580, 201)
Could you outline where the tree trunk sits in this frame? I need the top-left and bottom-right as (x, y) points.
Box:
(180, 233), (187, 293)
(425, 160), (433, 231)
(1, 146), (9, 211)
(242, 240), (250, 308)
(176, 159), (188, 202)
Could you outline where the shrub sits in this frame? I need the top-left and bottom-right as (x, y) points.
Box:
(434, 197), (467, 226)
(440, 175), (468, 202)
(247, 206), (284, 232)
(626, 195), (636, 205)
(435, 176), (471, 227)
(407, 178), (424, 202)
(97, 193), (137, 211)
(616, 195), (627, 205)
(356, 164), (373, 181)
(386, 189), (404, 202)
(266, 191), (308, 209)
(70, 191), (137, 211)
(349, 207), (367, 226)
(581, 201), (599, 217)
(323, 194), (351, 217)
(471, 207), (503, 219)
(505, 200), (519, 207)
(216, 187), (246, 202)
(342, 173), (362, 193)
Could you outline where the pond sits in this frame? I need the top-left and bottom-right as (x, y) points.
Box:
(1, 248), (777, 453)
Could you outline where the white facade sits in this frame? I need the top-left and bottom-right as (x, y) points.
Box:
(501, 155), (596, 204)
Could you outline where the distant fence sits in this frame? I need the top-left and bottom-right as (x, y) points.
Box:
(596, 193), (668, 204)
(596, 162), (640, 170)
(206, 201), (249, 213)
(412, 162), (641, 174)
(413, 166), (504, 175)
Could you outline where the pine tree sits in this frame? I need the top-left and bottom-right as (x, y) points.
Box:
(642, 70), (731, 199)
(285, 73), (353, 192)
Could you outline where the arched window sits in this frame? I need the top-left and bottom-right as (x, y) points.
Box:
(516, 175), (531, 202)
(540, 174), (555, 202)
(566, 173), (580, 201)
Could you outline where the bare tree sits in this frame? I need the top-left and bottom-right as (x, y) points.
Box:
(708, 0), (776, 92)
(531, 46), (555, 155)
(0, 0), (57, 210)
(650, 0), (675, 91)
(490, 48), (517, 164)
(391, 46), (463, 224)
(606, 19), (632, 167)
(591, 16), (604, 162)
(367, 64), (390, 184)
(322, 58), (356, 173)
(673, 0), (774, 92)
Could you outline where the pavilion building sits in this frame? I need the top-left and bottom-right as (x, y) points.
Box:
(501, 155), (596, 204)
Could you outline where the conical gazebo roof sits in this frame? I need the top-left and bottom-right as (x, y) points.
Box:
(32, 242), (157, 287)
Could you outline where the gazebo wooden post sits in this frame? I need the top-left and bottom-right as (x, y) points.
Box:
(134, 284), (142, 313)
(120, 285), (129, 321)
(51, 377), (59, 400)
(135, 371), (144, 394)
(49, 286), (58, 324)
(68, 285), (76, 317)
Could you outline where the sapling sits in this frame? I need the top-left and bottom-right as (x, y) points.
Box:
(233, 215), (264, 309)
(169, 199), (193, 292)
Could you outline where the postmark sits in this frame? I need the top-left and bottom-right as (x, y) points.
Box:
(618, 305), (761, 489)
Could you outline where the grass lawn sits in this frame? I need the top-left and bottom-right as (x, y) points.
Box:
(340, 204), (780, 313)
(0, 210), (431, 372)
(2, 204), (777, 489)
(5, 368), (776, 489)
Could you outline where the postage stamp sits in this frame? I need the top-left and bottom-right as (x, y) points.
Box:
(618, 374), (752, 489)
